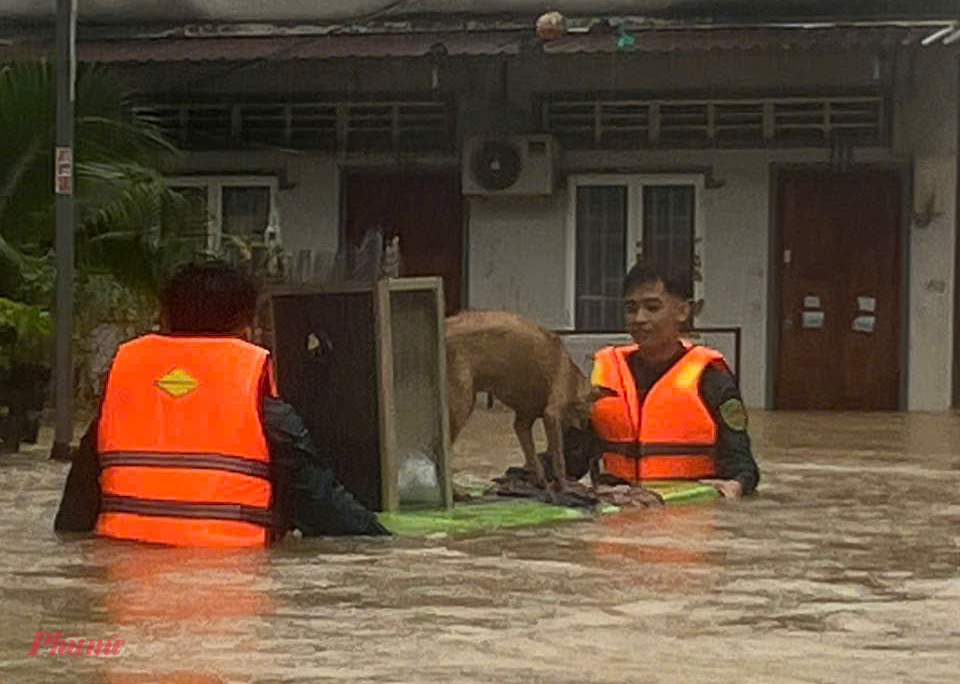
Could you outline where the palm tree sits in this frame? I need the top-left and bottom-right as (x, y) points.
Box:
(0, 61), (210, 448)
(0, 60), (195, 300)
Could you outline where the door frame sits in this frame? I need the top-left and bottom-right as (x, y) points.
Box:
(338, 161), (468, 311)
(765, 162), (913, 411)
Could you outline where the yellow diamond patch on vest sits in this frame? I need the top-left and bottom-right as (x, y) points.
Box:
(155, 368), (199, 398)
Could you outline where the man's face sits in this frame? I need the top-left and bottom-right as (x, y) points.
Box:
(623, 280), (690, 355)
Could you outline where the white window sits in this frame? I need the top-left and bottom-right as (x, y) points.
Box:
(163, 175), (281, 254)
(565, 175), (705, 331)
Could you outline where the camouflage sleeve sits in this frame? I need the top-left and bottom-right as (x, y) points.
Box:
(699, 363), (761, 495)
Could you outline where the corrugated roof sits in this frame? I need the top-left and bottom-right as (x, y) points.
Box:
(8, 31), (523, 62)
(0, 26), (933, 63)
(543, 26), (929, 53)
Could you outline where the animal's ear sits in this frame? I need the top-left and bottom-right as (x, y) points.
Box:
(585, 385), (618, 403)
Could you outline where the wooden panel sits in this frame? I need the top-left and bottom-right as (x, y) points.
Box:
(345, 172), (463, 315)
(775, 170), (902, 410)
(544, 95), (885, 148)
(269, 277), (451, 512)
(270, 290), (383, 510)
(381, 282), (452, 510)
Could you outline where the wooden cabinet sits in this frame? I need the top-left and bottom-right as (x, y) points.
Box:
(268, 277), (452, 512)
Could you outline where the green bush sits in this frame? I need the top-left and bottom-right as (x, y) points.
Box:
(0, 297), (53, 372)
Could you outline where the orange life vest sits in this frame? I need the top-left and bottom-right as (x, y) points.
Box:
(590, 342), (724, 482)
(95, 334), (278, 548)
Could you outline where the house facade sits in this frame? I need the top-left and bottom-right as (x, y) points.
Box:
(3, 1), (959, 411)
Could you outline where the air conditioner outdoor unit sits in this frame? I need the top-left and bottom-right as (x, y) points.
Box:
(462, 134), (558, 196)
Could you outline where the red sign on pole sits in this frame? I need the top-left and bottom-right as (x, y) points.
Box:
(55, 147), (72, 195)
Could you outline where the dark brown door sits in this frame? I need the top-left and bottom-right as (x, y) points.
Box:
(344, 172), (463, 315)
(775, 170), (902, 410)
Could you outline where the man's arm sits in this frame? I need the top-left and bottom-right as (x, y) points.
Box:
(53, 417), (101, 533)
(699, 363), (760, 496)
(261, 397), (391, 536)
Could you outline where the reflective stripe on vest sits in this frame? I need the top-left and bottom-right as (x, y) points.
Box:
(99, 452), (272, 480)
(95, 335), (275, 548)
(100, 496), (273, 527)
(590, 342), (723, 482)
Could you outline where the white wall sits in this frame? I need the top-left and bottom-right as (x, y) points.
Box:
(159, 46), (959, 411)
(465, 47), (959, 411)
(466, 147), (905, 408)
(168, 150), (341, 260)
(467, 193), (568, 327)
(893, 46), (959, 411)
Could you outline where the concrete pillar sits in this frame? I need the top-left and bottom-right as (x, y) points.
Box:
(894, 46), (959, 411)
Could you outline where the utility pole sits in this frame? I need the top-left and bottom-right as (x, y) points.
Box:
(50, 0), (77, 461)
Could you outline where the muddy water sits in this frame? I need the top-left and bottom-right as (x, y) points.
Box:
(1, 408), (958, 683)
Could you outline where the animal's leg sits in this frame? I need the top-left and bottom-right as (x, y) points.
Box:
(446, 356), (475, 443)
(448, 386), (475, 443)
(588, 456), (602, 489)
(543, 407), (568, 491)
(513, 413), (546, 487)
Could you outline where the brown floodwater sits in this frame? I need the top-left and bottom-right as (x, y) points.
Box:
(1, 407), (958, 683)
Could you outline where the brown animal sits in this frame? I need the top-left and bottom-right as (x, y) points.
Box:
(445, 310), (613, 490)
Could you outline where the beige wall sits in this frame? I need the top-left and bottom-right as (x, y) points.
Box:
(161, 46), (958, 410)
(170, 150), (341, 259)
(890, 46), (958, 411)
(466, 146), (906, 408)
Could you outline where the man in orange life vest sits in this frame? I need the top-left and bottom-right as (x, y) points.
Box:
(54, 261), (390, 545)
(568, 259), (760, 499)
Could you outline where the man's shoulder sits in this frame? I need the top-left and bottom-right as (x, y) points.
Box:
(704, 355), (734, 376)
(698, 361), (748, 430)
(700, 357), (738, 389)
(698, 355), (741, 396)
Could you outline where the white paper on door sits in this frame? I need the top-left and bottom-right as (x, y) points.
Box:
(852, 315), (876, 333)
(802, 311), (825, 329)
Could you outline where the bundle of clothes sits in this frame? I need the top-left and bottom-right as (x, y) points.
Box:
(456, 451), (665, 510)
(484, 467), (664, 509)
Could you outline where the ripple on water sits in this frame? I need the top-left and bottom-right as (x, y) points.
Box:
(2, 411), (960, 683)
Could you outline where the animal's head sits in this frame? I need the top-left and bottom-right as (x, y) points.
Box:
(564, 381), (618, 430)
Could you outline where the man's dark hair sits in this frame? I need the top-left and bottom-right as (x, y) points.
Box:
(623, 258), (693, 300)
(162, 261), (259, 334)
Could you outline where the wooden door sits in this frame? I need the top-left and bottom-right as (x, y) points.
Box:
(344, 172), (463, 315)
(775, 170), (902, 410)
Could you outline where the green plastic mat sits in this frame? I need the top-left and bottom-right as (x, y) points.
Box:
(377, 499), (589, 537)
(377, 480), (719, 537)
(645, 480), (721, 504)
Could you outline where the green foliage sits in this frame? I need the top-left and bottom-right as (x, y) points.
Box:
(0, 60), (180, 304)
(0, 60), (287, 398)
(0, 60), (185, 372)
(0, 298), (53, 371)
